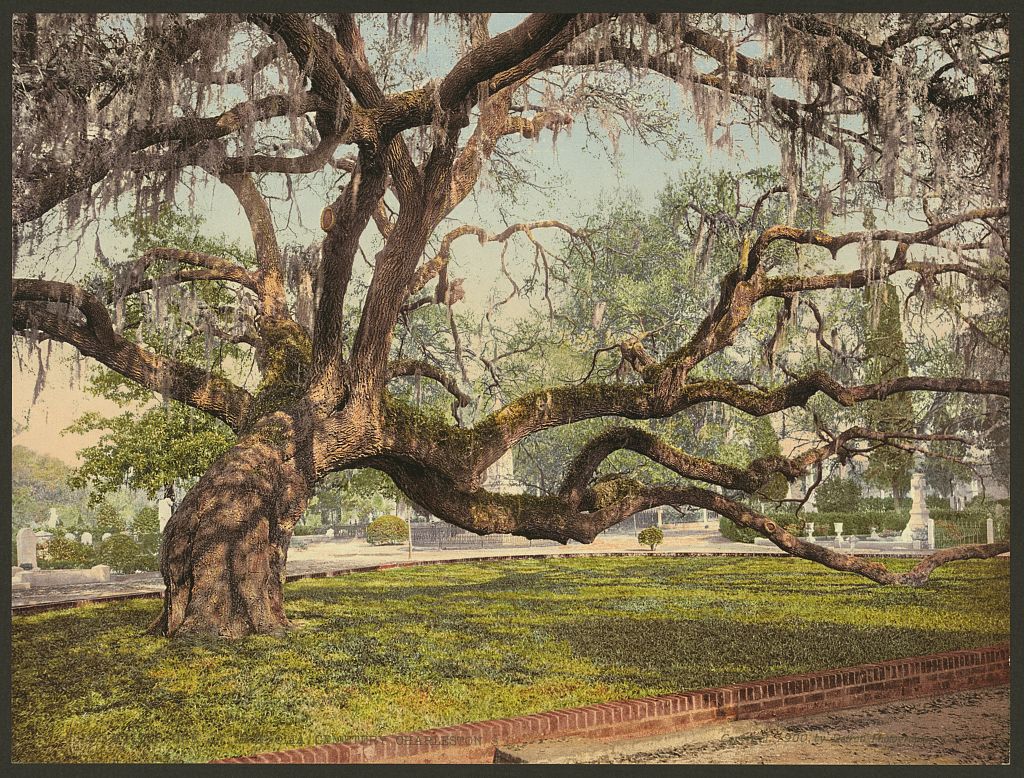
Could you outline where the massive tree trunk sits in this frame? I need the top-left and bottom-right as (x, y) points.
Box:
(149, 411), (315, 638)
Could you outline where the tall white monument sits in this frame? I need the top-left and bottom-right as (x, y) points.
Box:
(902, 472), (930, 544)
(158, 497), (174, 533)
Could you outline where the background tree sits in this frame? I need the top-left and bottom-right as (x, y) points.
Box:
(12, 13), (1009, 637)
(133, 506), (161, 535)
(94, 501), (128, 535)
(860, 280), (915, 507)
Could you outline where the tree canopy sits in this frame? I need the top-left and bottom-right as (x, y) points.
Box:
(11, 13), (1010, 637)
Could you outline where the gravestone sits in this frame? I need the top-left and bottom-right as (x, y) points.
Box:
(16, 528), (37, 569)
(47, 507), (59, 528)
(805, 522), (815, 542)
(102, 532), (112, 541)
(81, 532), (93, 546)
(325, 528), (335, 537)
(65, 532), (77, 541)
(158, 497), (173, 533)
(901, 473), (930, 543)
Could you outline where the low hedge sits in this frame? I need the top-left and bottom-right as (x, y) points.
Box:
(721, 504), (1009, 544)
(38, 535), (95, 569)
(293, 524), (325, 536)
(95, 535), (159, 574)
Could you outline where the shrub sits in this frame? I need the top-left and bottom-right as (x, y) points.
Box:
(790, 510), (908, 537)
(293, 523), (325, 536)
(136, 532), (162, 556)
(95, 535), (147, 574)
(132, 506), (160, 535)
(94, 502), (128, 535)
(131, 553), (160, 572)
(814, 476), (863, 513)
(38, 535), (94, 569)
(719, 517), (759, 544)
(859, 496), (899, 511)
(366, 515), (408, 546)
(638, 526), (664, 551)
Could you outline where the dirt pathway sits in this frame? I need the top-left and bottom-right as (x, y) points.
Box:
(583, 686), (1010, 765)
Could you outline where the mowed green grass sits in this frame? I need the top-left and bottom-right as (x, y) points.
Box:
(12, 555), (1009, 763)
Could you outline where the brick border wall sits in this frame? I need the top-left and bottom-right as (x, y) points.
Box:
(213, 643), (1010, 764)
(10, 550), (930, 615)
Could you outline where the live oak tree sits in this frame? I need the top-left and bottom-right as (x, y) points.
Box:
(12, 13), (1009, 637)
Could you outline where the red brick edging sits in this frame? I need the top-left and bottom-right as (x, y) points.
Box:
(11, 549), (930, 615)
(212, 643), (1010, 764)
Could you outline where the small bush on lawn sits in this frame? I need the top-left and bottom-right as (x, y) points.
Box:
(96, 535), (149, 573)
(638, 527), (664, 550)
(366, 515), (408, 545)
(38, 535), (95, 569)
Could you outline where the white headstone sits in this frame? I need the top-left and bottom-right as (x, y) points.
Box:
(16, 528), (37, 569)
(325, 528), (335, 537)
(158, 497), (173, 533)
(926, 518), (935, 549)
(47, 507), (59, 528)
(81, 532), (93, 546)
(102, 532), (112, 541)
(65, 532), (77, 541)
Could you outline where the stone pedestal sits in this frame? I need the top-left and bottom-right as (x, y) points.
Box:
(805, 522), (815, 543)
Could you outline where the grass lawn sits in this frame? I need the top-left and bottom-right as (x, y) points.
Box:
(11, 555), (1009, 763)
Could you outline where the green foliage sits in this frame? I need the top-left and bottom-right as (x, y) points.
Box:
(132, 506), (160, 535)
(95, 535), (157, 574)
(10, 556), (1008, 762)
(860, 277), (914, 500)
(814, 475), (863, 513)
(365, 515), (408, 546)
(637, 526), (664, 550)
(62, 207), (250, 504)
(94, 502), (127, 534)
(66, 403), (235, 504)
(37, 535), (95, 569)
(11, 446), (89, 531)
(136, 532), (162, 557)
(293, 524), (327, 536)
(719, 516), (759, 543)
(786, 511), (908, 537)
(312, 469), (400, 525)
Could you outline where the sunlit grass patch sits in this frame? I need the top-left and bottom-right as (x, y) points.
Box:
(11, 555), (1009, 763)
